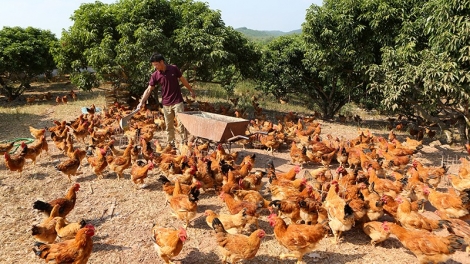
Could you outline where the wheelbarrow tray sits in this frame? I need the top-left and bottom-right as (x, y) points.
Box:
(177, 111), (249, 143)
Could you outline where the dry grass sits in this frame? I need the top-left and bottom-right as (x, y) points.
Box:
(0, 81), (468, 264)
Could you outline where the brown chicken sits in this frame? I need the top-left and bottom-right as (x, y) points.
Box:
(151, 224), (187, 264)
(55, 218), (87, 240)
(87, 147), (108, 179)
(269, 177), (307, 201)
(219, 192), (260, 229)
(448, 174), (470, 191)
(30, 126), (46, 140)
(270, 199), (302, 224)
(33, 183), (80, 219)
(33, 224), (95, 264)
(323, 181), (355, 244)
(239, 170), (265, 191)
(0, 141), (14, 155)
(55, 149), (82, 182)
(412, 159), (447, 188)
(130, 160), (154, 188)
(107, 142), (133, 180)
(69, 90), (77, 101)
(32, 204), (60, 243)
(23, 140), (43, 165)
(258, 133), (282, 154)
(69, 121), (89, 143)
(266, 160), (300, 181)
(212, 218), (265, 263)
(362, 221), (390, 246)
(268, 213), (329, 264)
(383, 222), (464, 264)
(61, 95), (68, 104)
(423, 186), (469, 218)
(4, 142), (27, 176)
(367, 166), (402, 198)
(381, 194), (424, 218)
(298, 198), (327, 225)
(435, 210), (470, 254)
(396, 196), (448, 231)
(233, 189), (271, 209)
(159, 175), (201, 202)
(289, 143), (309, 165)
(205, 209), (247, 234)
(169, 180), (200, 227)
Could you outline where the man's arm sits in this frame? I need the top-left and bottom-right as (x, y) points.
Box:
(137, 85), (155, 109)
(180, 76), (195, 99)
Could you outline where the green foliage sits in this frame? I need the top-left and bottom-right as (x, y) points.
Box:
(257, 34), (309, 100)
(70, 71), (100, 91)
(54, 0), (261, 95)
(0, 26), (57, 99)
(299, 0), (383, 118)
(365, 0), (470, 141)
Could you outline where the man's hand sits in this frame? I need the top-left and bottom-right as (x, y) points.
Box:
(190, 90), (196, 99)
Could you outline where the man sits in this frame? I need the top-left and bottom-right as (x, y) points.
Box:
(137, 53), (195, 144)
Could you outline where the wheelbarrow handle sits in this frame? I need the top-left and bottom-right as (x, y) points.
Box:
(227, 135), (250, 143)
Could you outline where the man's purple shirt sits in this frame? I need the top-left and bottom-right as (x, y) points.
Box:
(149, 64), (183, 106)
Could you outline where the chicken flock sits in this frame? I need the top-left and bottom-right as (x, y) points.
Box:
(1, 97), (470, 264)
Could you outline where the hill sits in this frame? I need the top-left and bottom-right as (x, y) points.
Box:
(235, 27), (301, 42)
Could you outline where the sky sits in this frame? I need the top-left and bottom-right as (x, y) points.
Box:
(0, 0), (322, 38)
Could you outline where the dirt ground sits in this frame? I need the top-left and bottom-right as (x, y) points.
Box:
(0, 90), (469, 264)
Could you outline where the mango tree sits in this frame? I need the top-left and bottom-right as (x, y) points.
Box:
(301, 0), (382, 118)
(0, 26), (57, 100)
(53, 0), (260, 94)
(368, 0), (470, 142)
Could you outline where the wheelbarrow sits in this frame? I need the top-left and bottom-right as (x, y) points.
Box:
(177, 111), (265, 151)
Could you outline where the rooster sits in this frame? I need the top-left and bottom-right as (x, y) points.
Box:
(33, 183), (80, 219)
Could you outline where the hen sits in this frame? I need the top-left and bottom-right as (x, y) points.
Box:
(151, 224), (187, 264)
(423, 186), (469, 218)
(323, 181), (355, 244)
(106, 141), (134, 180)
(87, 147), (108, 179)
(55, 149), (82, 182)
(362, 221), (390, 246)
(33, 224), (95, 264)
(205, 209), (247, 234)
(268, 213), (329, 264)
(383, 222), (464, 264)
(33, 183), (80, 219)
(4, 142), (27, 176)
(212, 218), (265, 263)
(169, 180), (200, 227)
(130, 160), (154, 188)
(55, 218), (87, 240)
(32, 204), (60, 243)
(396, 196), (448, 231)
(220, 192), (260, 229)
(0, 141), (14, 155)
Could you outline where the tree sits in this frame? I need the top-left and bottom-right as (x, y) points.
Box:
(54, 0), (260, 94)
(257, 34), (310, 103)
(368, 0), (470, 142)
(0, 26), (57, 99)
(301, 0), (383, 118)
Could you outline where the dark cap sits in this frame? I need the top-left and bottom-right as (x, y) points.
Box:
(149, 53), (165, 62)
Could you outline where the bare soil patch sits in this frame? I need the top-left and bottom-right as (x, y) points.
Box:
(0, 83), (468, 264)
